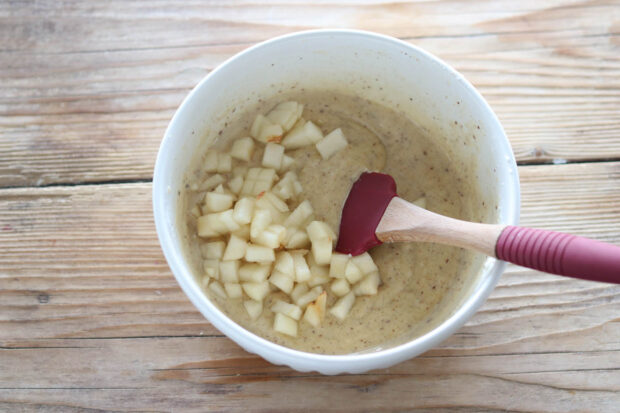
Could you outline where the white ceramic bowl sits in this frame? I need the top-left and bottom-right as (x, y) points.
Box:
(153, 29), (520, 374)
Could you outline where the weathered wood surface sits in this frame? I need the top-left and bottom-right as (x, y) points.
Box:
(1, 162), (619, 411)
(1, 0), (620, 186)
(2, 0), (619, 411)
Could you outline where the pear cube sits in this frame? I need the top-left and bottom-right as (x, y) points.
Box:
(316, 128), (348, 160)
(230, 137), (255, 162)
(242, 281), (270, 301)
(273, 313), (297, 337)
(329, 291), (355, 320)
(271, 300), (302, 320)
(244, 300), (263, 320)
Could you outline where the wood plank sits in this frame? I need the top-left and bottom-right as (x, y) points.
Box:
(1, 162), (618, 411)
(1, 0), (620, 186)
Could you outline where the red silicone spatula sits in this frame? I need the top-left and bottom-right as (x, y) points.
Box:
(336, 172), (620, 284)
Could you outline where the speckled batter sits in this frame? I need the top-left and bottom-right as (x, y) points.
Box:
(183, 90), (483, 354)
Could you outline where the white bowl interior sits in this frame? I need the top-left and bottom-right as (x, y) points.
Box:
(153, 30), (520, 374)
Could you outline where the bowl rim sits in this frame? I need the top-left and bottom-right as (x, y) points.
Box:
(153, 28), (521, 372)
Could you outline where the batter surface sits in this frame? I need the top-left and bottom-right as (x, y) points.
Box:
(183, 90), (481, 354)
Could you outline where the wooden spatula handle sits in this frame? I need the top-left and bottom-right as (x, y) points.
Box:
(376, 197), (620, 284)
(496, 226), (620, 284)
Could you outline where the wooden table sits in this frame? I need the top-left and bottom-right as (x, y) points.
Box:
(2, 1), (619, 411)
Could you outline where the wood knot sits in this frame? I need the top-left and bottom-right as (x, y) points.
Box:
(37, 293), (50, 304)
(532, 146), (547, 158)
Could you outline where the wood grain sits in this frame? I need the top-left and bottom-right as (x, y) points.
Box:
(1, 0), (620, 187)
(1, 162), (619, 411)
(2, 1), (619, 411)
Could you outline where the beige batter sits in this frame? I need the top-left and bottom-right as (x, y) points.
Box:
(183, 90), (483, 354)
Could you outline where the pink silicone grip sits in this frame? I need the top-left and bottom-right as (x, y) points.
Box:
(496, 226), (620, 284)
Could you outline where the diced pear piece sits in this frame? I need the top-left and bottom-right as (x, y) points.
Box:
(266, 101), (303, 132)
(350, 252), (379, 275)
(292, 251), (311, 282)
(230, 137), (255, 162)
(272, 171), (298, 200)
(232, 224), (251, 241)
(244, 168), (277, 196)
(262, 192), (289, 212)
(214, 184), (225, 195)
(200, 274), (210, 289)
(330, 291), (355, 320)
(272, 179), (293, 200)
(329, 253), (349, 278)
(344, 260), (364, 284)
(197, 215), (220, 238)
(239, 263), (272, 282)
(262, 124), (284, 143)
(240, 180), (255, 196)
(219, 260), (240, 283)
(247, 167), (261, 180)
(262, 143), (285, 170)
(202, 241), (225, 259)
(228, 176), (244, 195)
(223, 234), (247, 261)
(306, 220), (336, 243)
(190, 205), (201, 218)
(244, 300), (263, 320)
(199, 203), (210, 216)
(281, 154), (296, 171)
(233, 164), (248, 178)
(254, 224), (286, 249)
(283, 200), (313, 228)
(273, 313), (297, 337)
(242, 281), (270, 301)
(302, 121), (324, 144)
(224, 282), (243, 298)
(285, 229), (310, 249)
(200, 174), (225, 192)
(412, 197), (427, 209)
(220, 209), (242, 233)
(271, 300), (302, 320)
(282, 120), (323, 148)
(250, 114), (268, 139)
(308, 262), (330, 285)
(245, 244), (275, 263)
(253, 180), (272, 196)
(290, 283), (309, 303)
(303, 291), (327, 327)
(353, 272), (381, 296)
(331, 278), (351, 297)
(250, 209), (272, 239)
(205, 192), (235, 213)
(209, 281), (227, 299)
(251, 114), (284, 143)
(202, 210), (239, 235)
(217, 153), (232, 173)
(316, 128), (348, 160)
(268, 271), (294, 294)
(203, 259), (220, 279)
(258, 168), (277, 183)
(255, 196), (285, 224)
(274, 251), (295, 277)
(233, 197), (255, 225)
(204, 150), (219, 173)
(306, 221), (336, 265)
(303, 303), (320, 327)
(296, 286), (323, 308)
(294, 102), (304, 121)
(311, 238), (332, 266)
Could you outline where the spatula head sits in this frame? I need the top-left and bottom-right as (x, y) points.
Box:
(335, 172), (398, 255)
